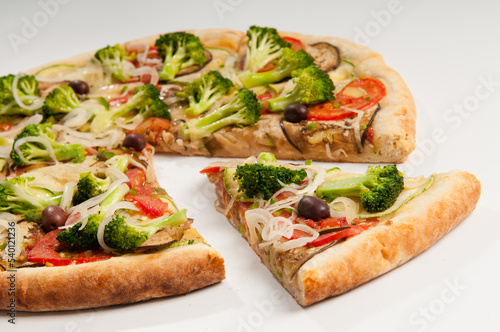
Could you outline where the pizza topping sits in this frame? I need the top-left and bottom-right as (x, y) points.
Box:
(267, 66), (335, 112)
(123, 133), (147, 152)
(336, 78), (386, 111)
(41, 205), (67, 231)
(154, 32), (207, 81)
(243, 26), (291, 73)
(239, 48), (314, 88)
(176, 70), (236, 117)
(94, 44), (136, 84)
(297, 196), (330, 221)
(11, 74), (44, 113)
(68, 80), (90, 95)
(317, 165), (404, 213)
(284, 103), (308, 123)
(307, 42), (341, 72)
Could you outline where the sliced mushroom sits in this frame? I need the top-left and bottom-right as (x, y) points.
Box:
(307, 42), (341, 72)
(176, 49), (213, 77)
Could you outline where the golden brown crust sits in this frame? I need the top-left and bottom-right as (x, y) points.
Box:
(0, 242), (225, 311)
(209, 169), (480, 306)
(26, 29), (415, 163)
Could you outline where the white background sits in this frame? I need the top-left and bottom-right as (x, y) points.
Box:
(1, 1), (499, 331)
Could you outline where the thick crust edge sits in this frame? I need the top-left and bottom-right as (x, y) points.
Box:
(294, 170), (480, 305)
(0, 242), (225, 311)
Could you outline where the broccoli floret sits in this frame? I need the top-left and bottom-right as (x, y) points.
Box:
(90, 84), (170, 133)
(316, 165), (404, 213)
(177, 70), (235, 117)
(179, 88), (261, 140)
(267, 65), (335, 112)
(42, 86), (81, 119)
(154, 32), (207, 81)
(9, 123), (86, 167)
(243, 25), (291, 73)
(0, 176), (61, 217)
(72, 172), (112, 206)
(0, 74), (41, 116)
(94, 44), (135, 83)
(103, 209), (187, 251)
(57, 182), (130, 251)
(239, 48), (314, 88)
(234, 163), (307, 200)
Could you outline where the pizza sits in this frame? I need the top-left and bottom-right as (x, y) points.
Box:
(0, 26), (415, 168)
(203, 153), (480, 306)
(0, 142), (224, 311)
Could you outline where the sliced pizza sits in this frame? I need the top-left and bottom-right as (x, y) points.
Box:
(0, 26), (415, 170)
(0, 139), (224, 311)
(203, 153), (480, 306)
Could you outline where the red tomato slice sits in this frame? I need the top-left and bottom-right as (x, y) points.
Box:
(126, 195), (171, 218)
(336, 78), (386, 111)
(307, 227), (364, 247)
(126, 168), (151, 194)
(200, 166), (221, 174)
(28, 230), (114, 266)
(257, 91), (276, 114)
(0, 122), (13, 132)
(307, 102), (357, 121)
(282, 37), (305, 51)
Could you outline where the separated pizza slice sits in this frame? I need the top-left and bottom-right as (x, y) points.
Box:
(0, 141), (224, 311)
(0, 26), (415, 165)
(202, 153), (480, 306)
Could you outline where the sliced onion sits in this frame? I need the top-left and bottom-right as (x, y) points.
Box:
(0, 218), (24, 260)
(53, 124), (125, 149)
(13, 136), (58, 165)
(96, 215), (116, 252)
(104, 201), (139, 220)
(330, 196), (359, 223)
(275, 224), (319, 252)
(59, 181), (77, 211)
(0, 100), (16, 114)
(128, 66), (159, 86)
(60, 108), (94, 128)
(0, 114), (43, 138)
(12, 73), (44, 111)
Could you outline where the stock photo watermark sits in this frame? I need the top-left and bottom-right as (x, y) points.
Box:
(236, 290), (285, 332)
(402, 74), (498, 174)
(7, 0), (71, 54)
(408, 278), (467, 332)
(213, 0), (244, 21)
(5, 220), (17, 324)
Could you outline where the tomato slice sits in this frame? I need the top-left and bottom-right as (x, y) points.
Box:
(28, 230), (114, 266)
(0, 122), (13, 132)
(307, 78), (386, 121)
(126, 194), (171, 218)
(257, 91), (276, 114)
(336, 78), (386, 111)
(307, 102), (357, 121)
(126, 168), (152, 195)
(200, 166), (221, 174)
(282, 37), (305, 51)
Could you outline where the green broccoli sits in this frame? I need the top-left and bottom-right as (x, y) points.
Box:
(177, 70), (235, 117)
(72, 172), (113, 206)
(56, 182), (130, 251)
(316, 165), (404, 213)
(0, 74), (41, 116)
(243, 25), (291, 73)
(0, 176), (61, 218)
(179, 88), (261, 141)
(90, 84), (170, 133)
(234, 163), (307, 200)
(154, 32), (207, 81)
(103, 209), (187, 251)
(9, 123), (86, 167)
(42, 85), (98, 120)
(94, 44), (135, 83)
(239, 48), (314, 88)
(267, 65), (335, 112)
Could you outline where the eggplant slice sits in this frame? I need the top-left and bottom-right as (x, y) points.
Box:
(359, 104), (381, 153)
(280, 118), (303, 154)
(308, 42), (341, 72)
(176, 49), (213, 77)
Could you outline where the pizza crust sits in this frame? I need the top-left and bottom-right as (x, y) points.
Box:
(25, 29), (415, 163)
(0, 241), (225, 311)
(208, 169), (480, 306)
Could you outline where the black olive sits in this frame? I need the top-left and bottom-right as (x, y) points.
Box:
(284, 104), (308, 123)
(123, 133), (147, 151)
(68, 80), (90, 95)
(95, 153), (107, 161)
(297, 196), (330, 221)
(42, 205), (67, 231)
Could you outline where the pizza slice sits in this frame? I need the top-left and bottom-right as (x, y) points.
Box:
(0, 26), (415, 165)
(203, 153), (480, 306)
(0, 138), (224, 311)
